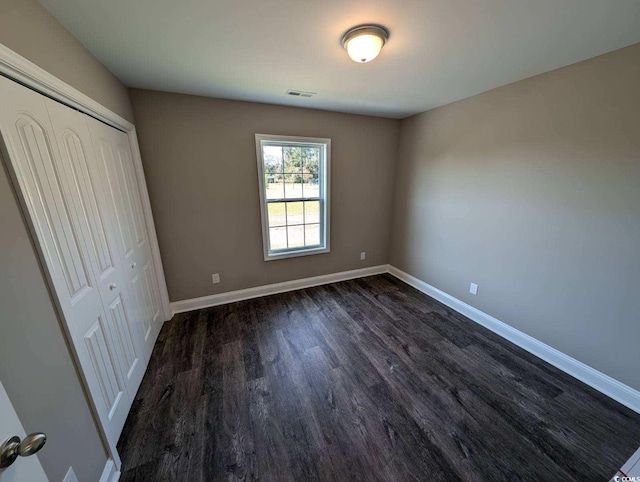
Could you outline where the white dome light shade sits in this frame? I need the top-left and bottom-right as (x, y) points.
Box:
(341, 26), (389, 64)
(346, 34), (384, 63)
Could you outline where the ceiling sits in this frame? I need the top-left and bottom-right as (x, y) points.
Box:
(39, 0), (640, 119)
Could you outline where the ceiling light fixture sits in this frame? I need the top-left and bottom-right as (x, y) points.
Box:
(341, 25), (389, 63)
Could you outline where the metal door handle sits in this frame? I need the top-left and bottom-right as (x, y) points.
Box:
(131, 262), (137, 268)
(0, 433), (46, 468)
(109, 283), (117, 290)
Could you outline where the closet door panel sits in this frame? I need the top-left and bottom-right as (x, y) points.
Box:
(114, 133), (163, 340)
(6, 114), (90, 300)
(84, 315), (129, 433)
(129, 272), (151, 345)
(86, 116), (157, 359)
(143, 260), (161, 326)
(106, 294), (141, 380)
(118, 143), (145, 248)
(45, 98), (146, 397)
(59, 129), (113, 279)
(95, 136), (135, 260)
(0, 76), (131, 445)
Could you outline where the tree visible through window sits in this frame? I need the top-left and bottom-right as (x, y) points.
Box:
(256, 135), (330, 260)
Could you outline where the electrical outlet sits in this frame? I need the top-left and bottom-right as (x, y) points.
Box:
(360, 252), (366, 260)
(63, 467), (78, 482)
(469, 283), (478, 295)
(212, 273), (220, 284)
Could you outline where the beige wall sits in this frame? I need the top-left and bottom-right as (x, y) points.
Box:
(0, 0), (134, 123)
(0, 1), (136, 480)
(130, 89), (400, 301)
(390, 43), (640, 391)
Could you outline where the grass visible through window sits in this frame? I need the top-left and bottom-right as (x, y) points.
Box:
(267, 198), (320, 249)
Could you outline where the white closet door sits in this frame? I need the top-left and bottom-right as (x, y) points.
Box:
(113, 131), (163, 352)
(0, 76), (131, 446)
(44, 98), (146, 400)
(86, 117), (162, 360)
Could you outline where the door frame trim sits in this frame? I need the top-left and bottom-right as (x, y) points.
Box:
(0, 42), (172, 470)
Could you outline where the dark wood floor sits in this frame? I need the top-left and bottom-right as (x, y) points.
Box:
(117, 274), (640, 481)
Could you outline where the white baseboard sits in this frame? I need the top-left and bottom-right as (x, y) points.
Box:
(99, 458), (120, 482)
(387, 265), (640, 414)
(614, 446), (640, 479)
(170, 265), (388, 315)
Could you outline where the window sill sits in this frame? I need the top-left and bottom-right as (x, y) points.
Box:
(264, 246), (330, 261)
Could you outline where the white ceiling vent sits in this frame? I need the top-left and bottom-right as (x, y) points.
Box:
(285, 90), (316, 98)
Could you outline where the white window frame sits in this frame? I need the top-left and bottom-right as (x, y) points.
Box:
(255, 134), (331, 261)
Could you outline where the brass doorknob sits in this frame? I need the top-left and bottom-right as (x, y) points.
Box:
(0, 433), (46, 468)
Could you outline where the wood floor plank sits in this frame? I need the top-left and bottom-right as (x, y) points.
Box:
(221, 340), (256, 480)
(118, 275), (640, 481)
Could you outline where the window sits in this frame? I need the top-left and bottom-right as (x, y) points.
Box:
(255, 134), (330, 260)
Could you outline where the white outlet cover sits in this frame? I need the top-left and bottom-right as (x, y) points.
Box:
(360, 252), (366, 260)
(212, 273), (220, 284)
(469, 283), (479, 295)
(64, 467), (78, 482)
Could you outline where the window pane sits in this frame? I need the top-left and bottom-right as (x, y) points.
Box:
(284, 183), (303, 199)
(302, 148), (320, 173)
(284, 172), (303, 183)
(267, 202), (286, 227)
(284, 147), (303, 172)
(305, 224), (320, 246)
(266, 179), (284, 199)
(302, 179), (319, 199)
(304, 200), (320, 224)
(263, 145), (283, 172)
(269, 227), (287, 250)
(286, 201), (303, 226)
(287, 225), (305, 248)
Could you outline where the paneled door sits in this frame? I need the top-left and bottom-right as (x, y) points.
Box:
(86, 117), (162, 360)
(44, 98), (147, 400)
(0, 76), (131, 447)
